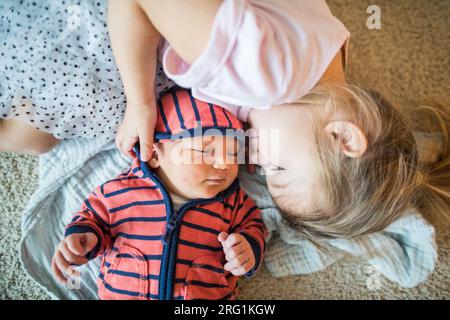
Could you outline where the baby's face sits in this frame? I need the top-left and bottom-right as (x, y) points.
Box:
(151, 135), (239, 200)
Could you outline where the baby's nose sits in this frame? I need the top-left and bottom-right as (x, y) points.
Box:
(212, 157), (227, 170)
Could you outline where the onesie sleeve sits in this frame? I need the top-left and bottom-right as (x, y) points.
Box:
(64, 185), (112, 260)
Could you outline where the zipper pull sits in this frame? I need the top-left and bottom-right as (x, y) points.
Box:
(162, 211), (178, 244)
(162, 223), (175, 244)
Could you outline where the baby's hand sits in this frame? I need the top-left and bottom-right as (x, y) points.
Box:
(51, 232), (98, 284)
(116, 99), (157, 162)
(218, 232), (255, 276)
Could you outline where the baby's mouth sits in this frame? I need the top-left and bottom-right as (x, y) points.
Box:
(204, 178), (226, 185)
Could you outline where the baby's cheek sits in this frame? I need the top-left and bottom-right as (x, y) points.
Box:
(232, 164), (239, 174)
(228, 165), (239, 180)
(181, 171), (202, 187)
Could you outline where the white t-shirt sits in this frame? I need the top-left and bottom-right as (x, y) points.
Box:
(161, 0), (350, 121)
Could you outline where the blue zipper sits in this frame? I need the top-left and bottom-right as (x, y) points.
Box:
(162, 180), (239, 300)
(134, 146), (174, 300)
(162, 196), (220, 300)
(147, 173), (173, 300)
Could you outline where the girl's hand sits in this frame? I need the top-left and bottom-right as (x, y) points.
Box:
(116, 100), (157, 162)
(218, 232), (256, 276)
(51, 232), (98, 284)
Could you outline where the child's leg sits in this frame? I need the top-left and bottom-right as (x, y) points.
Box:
(133, 0), (222, 64)
(0, 118), (59, 155)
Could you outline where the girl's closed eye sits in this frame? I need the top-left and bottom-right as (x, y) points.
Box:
(270, 165), (285, 171)
(266, 164), (286, 172)
(262, 164), (286, 177)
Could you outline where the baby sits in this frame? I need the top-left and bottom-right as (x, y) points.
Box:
(51, 88), (267, 300)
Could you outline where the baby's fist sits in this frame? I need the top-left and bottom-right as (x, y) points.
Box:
(51, 232), (98, 284)
(218, 232), (255, 276)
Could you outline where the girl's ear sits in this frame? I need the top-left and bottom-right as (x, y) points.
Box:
(325, 121), (368, 158)
(148, 146), (160, 169)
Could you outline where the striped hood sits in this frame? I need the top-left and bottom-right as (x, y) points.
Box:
(154, 88), (243, 142)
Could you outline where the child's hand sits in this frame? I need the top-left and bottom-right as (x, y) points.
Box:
(51, 232), (98, 284)
(116, 100), (157, 162)
(218, 232), (255, 276)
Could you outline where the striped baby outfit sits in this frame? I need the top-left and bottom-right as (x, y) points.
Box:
(64, 89), (267, 300)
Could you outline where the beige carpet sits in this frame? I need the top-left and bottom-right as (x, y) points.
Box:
(0, 0), (449, 299)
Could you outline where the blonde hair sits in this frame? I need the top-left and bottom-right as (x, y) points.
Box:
(279, 84), (450, 245)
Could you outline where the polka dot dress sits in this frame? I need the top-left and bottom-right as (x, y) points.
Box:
(0, 0), (175, 142)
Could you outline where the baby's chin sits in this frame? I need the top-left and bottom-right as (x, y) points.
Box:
(194, 180), (233, 199)
(195, 187), (223, 199)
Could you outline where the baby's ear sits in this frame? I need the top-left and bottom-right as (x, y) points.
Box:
(148, 146), (160, 169)
(325, 121), (368, 158)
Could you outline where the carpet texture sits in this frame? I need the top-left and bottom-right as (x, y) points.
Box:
(0, 0), (449, 299)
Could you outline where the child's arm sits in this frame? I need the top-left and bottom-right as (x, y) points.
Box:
(218, 190), (268, 277)
(132, 0), (223, 65)
(107, 0), (162, 162)
(51, 186), (112, 284)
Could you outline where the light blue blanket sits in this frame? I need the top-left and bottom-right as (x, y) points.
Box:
(19, 137), (437, 299)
